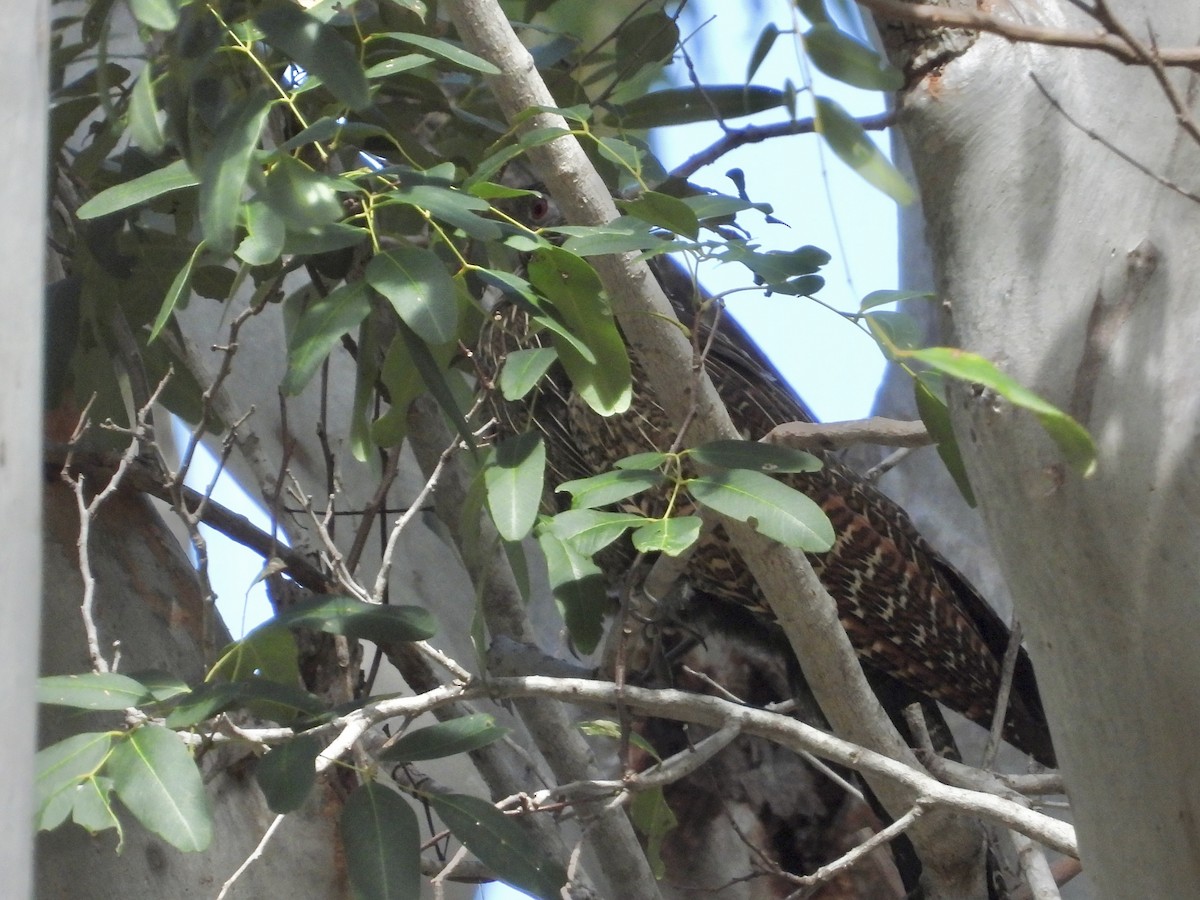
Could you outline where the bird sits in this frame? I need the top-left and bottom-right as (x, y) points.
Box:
(479, 188), (1056, 770)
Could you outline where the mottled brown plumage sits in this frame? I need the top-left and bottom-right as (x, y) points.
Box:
(481, 244), (1054, 768)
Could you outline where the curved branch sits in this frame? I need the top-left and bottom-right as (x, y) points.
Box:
(858, 0), (1200, 69)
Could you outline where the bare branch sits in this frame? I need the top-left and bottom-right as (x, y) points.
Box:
(857, 0), (1200, 69)
(763, 417), (933, 451)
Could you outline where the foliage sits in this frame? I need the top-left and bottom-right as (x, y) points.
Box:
(42, 0), (1094, 895)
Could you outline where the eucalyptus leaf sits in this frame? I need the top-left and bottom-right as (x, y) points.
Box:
(815, 96), (914, 205)
(914, 373), (976, 507)
(256, 4), (371, 110)
(272, 594), (438, 644)
(499, 347), (558, 400)
(38, 672), (151, 710)
(616, 191), (699, 239)
(380, 714), (510, 763)
(76, 158), (198, 219)
(199, 94), (273, 252)
(429, 793), (567, 900)
(906, 347), (1097, 476)
(535, 530), (607, 654)
(341, 783), (421, 900)
(377, 32), (500, 74)
(282, 280), (371, 395)
(688, 469), (834, 551)
(35, 732), (114, 831)
(631, 516), (702, 556)
(545, 509), (648, 557)
(365, 246), (459, 345)
(484, 432), (546, 541)
(609, 85), (786, 129)
(109, 724), (212, 852)
(689, 440), (823, 474)
(556, 468), (664, 510)
(805, 24), (904, 91)
(256, 734), (320, 814)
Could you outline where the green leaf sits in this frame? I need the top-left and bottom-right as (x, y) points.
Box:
(341, 783), (421, 900)
(264, 155), (347, 233)
(428, 793), (567, 900)
(365, 54), (435, 79)
(716, 243), (830, 287)
(557, 468), (664, 510)
(595, 135), (644, 176)
(76, 158), (198, 219)
(256, 734), (320, 814)
(282, 222), (369, 255)
(860, 289), (936, 312)
(746, 23), (780, 83)
(162, 682), (239, 729)
(256, 4), (371, 110)
(866, 310), (923, 352)
(535, 530), (608, 654)
(614, 451), (670, 470)
(631, 516), (702, 556)
(387, 183), (503, 241)
(71, 775), (120, 835)
(236, 200), (287, 265)
(905, 347), (1098, 476)
(805, 24), (904, 91)
(380, 714), (510, 763)
(630, 786), (678, 880)
(689, 440), (823, 474)
(365, 246), (459, 345)
(545, 509), (647, 557)
(688, 470), (834, 551)
(127, 65), (165, 154)
(396, 319), (477, 451)
(38, 673), (150, 710)
(199, 93), (273, 252)
(914, 374), (976, 507)
(282, 280), (372, 395)
(578, 719), (660, 761)
(815, 96), (914, 205)
(614, 10), (678, 75)
(109, 724), (213, 852)
(377, 32), (500, 74)
(499, 347), (558, 400)
(126, 670), (192, 702)
(128, 0), (179, 30)
(527, 246), (631, 415)
(164, 680), (323, 728)
(148, 240), (203, 343)
(273, 595), (438, 644)
(35, 732), (113, 831)
(616, 191), (699, 240)
(609, 85), (787, 128)
(484, 433), (546, 542)
(209, 624), (301, 686)
(553, 219), (667, 257)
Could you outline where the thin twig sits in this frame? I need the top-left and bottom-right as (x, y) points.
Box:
(786, 803), (924, 898)
(672, 113), (895, 181)
(216, 813), (286, 900)
(983, 617), (1023, 770)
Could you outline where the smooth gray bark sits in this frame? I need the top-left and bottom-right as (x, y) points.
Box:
(2, 4), (48, 897)
(883, 2), (1200, 894)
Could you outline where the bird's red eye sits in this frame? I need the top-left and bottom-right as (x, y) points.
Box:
(530, 196), (550, 222)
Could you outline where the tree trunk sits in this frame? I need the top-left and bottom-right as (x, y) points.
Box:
(879, 1), (1200, 894)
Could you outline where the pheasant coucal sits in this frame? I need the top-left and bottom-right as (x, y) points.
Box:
(479, 194), (1056, 768)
